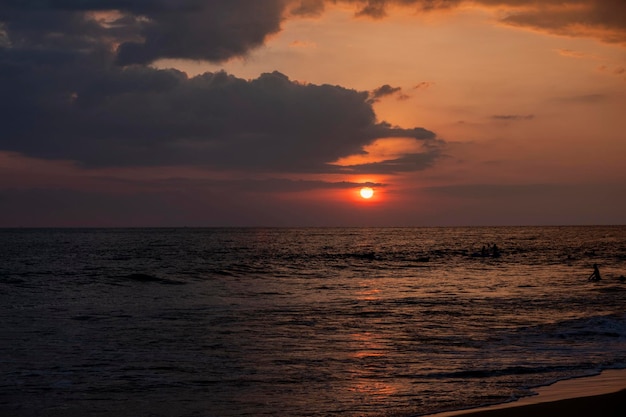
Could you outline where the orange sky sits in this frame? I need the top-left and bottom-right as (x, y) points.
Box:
(1, 1), (625, 226)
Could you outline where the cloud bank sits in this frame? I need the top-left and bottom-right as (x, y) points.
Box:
(0, 61), (438, 172)
(294, 1), (626, 44)
(1, 0), (621, 176)
(1, 1), (624, 68)
(0, 0), (445, 175)
(0, 0), (286, 64)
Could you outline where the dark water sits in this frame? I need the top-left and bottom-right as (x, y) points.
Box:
(1, 227), (625, 416)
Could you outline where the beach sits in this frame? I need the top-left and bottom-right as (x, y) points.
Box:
(430, 369), (626, 417)
(443, 390), (626, 417)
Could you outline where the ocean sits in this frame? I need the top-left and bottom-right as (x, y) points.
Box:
(1, 226), (625, 416)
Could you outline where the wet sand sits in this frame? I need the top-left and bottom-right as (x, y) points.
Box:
(429, 369), (626, 417)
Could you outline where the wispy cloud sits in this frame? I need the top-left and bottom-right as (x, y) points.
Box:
(369, 84), (405, 102)
(331, 1), (626, 45)
(491, 114), (535, 121)
(556, 49), (589, 58)
(414, 81), (435, 90)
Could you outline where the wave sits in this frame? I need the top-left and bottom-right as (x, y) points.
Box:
(117, 273), (185, 285)
(539, 313), (626, 341)
(423, 364), (587, 380)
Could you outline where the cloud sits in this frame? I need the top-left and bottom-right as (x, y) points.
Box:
(341, 0), (462, 18)
(290, 0), (327, 17)
(115, 0), (287, 65)
(0, 45), (439, 173)
(491, 114), (534, 121)
(5, 0), (618, 180)
(331, 1), (626, 44)
(497, 0), (626, 45)
(1, 1), (623, 70)
(369, 84), (403, 101)
(414, 81), (435, 90)
(338, 151), (442, 174)
(0, 0), (444, 177)
(0, 0), (287, 64)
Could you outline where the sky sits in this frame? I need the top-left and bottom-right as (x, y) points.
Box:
(1, 0), (625, 227)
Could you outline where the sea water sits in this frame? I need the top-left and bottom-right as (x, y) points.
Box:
(1, 226), (625, 416)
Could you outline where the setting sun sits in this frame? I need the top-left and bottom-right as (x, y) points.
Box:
(359, 187), (374, 199)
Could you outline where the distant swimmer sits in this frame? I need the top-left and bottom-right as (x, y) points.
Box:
(588, 264), (602, 282)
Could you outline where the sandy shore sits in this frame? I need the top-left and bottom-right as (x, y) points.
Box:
(435, 390), (626, 417)
(428, 369), (626, 417)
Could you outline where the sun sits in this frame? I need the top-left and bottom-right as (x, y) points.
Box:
(359, 187), (374, 199)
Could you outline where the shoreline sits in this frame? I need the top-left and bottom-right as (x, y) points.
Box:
(427, 368), (626, 417)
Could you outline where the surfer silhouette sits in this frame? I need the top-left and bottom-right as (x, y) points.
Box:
(588, 264), (601, 282)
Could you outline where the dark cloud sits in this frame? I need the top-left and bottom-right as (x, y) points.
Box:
(498, 0), (626, 44)
(0, 0), (442, 175)
(0, 0), (286, 64)
(8, 0), (619, 180)
(369, 84), (403, 102)
(332, 1), (626, 43)
(414, 81), (434, 90)
(338, 0), (461, 18)
(0, 45), (439, 172)
(1, 1), (623, 69)
(290, 0), (326, 17)
(115, 0), (286, 65)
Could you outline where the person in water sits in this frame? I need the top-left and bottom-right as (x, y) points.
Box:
(588, 264), (602, 282)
